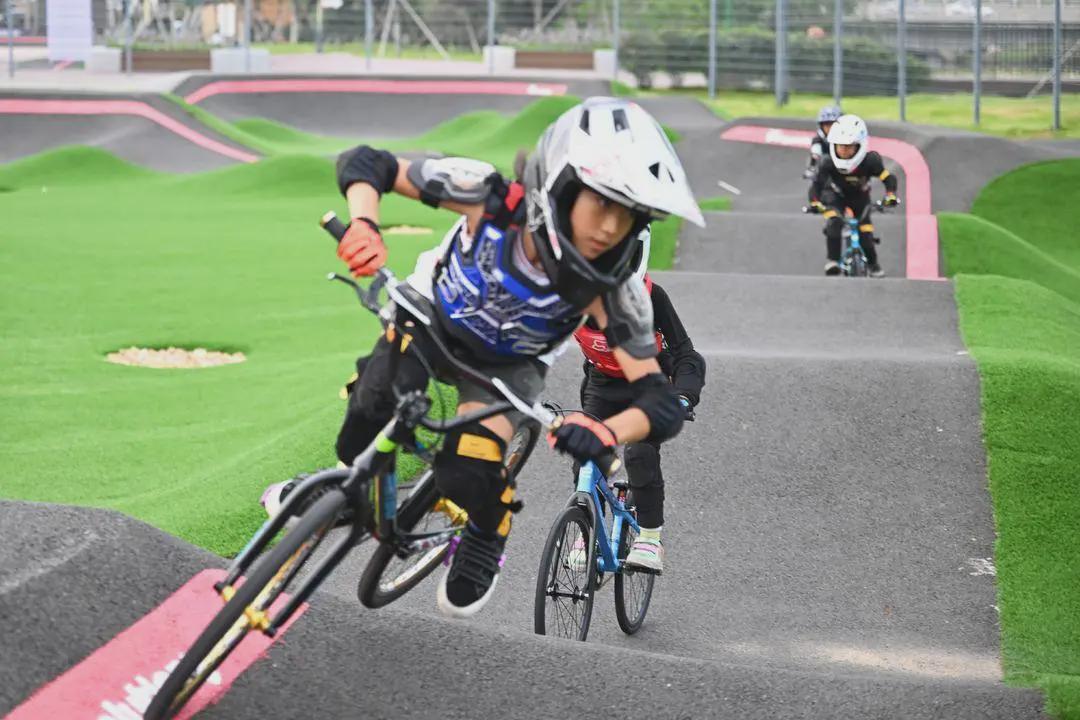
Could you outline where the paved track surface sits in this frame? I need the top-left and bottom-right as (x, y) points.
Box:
(736, 116), (1078, 212)
(0, 92), (253, 172)
(676, 128), (906, 276)
(173, 75), (610, 138)
(0, 501), (221, 713)
(0, 95), (1054, 718)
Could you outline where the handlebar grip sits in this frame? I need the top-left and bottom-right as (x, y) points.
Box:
(320, 211), (349, 243)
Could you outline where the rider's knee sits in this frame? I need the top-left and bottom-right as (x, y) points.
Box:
(435, 423), (516, 534)
(624, 442), (662, 489)
(824, 215), (845, 239)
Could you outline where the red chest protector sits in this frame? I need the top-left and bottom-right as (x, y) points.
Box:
(573, 275), (663, 379)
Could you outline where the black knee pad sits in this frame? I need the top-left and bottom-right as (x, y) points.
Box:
(434, 423), (518, 535)
(624, 443), (662, 490)
(824, 216), (844, 239)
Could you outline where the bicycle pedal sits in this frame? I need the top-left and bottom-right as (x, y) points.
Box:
(612, 480), (630, 491)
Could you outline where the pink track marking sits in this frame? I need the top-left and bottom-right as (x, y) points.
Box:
(0, 98), (259, 163)
(7, 568), (306, 719)
(183, 78), (569, 105)
(720, 124), (940, 280)
(52, 60), (73, 71)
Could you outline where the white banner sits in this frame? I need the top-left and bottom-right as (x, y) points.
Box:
(47, 0), (93, 63)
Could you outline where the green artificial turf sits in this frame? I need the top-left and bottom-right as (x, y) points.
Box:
(696, 90), (1079, 139)
(970, 159), (1080, 271)
(0, 147), (457, 556)
(939, 213), (1080, 306)
(954, 276), (1080, 719)
(940, 158), (1080, 718)
(700, 196), (733, 212)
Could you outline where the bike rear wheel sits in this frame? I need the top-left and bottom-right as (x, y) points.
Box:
(357, 422), (538, 608)
(614, 521), (655, 635)
(357, 469), (461, 608)
(534, 503), (596, 641)
(145, 488), (346, 720)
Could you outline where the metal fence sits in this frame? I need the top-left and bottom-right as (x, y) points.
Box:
(4, 0), (1073, 127)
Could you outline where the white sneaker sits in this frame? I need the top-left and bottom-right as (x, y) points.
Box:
(260, 480), (294, 520)
(566, 537), (589, 573)
(625, 532), (664, 574)
(824, 260), (841, 276)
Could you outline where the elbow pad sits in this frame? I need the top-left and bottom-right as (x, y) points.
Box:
(629, 373), (684, 444)
(336, 145), (400, 197)
(405, 156), (497, 208)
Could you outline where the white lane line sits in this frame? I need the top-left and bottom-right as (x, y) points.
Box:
(0, 529), (98, 596)
(716, 179), (742, 195)
(966, 557), (997, 577)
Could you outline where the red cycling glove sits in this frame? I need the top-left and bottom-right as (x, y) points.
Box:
(337, 218), (387, 278)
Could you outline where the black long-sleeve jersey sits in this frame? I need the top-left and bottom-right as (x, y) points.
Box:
(582, 282), (707, 407)
(808, 150), (898, 203)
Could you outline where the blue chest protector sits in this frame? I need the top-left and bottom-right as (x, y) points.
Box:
(433, 182), (581, 359)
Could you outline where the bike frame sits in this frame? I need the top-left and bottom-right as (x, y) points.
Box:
(569, 461), (640, 576)
(841, 216), (868, 274)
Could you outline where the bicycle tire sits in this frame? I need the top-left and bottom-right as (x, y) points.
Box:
(851, 258), (868, 277)
(357, 469), (452, 608)
(144, 488), (346, 720)
(533, 503), (596, 641)
(614, 520), (656, 635)
(357, 422), (539, 609)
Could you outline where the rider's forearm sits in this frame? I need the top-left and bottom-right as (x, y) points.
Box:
(604, 407), (652, 444)
(346, 183), (381, 223)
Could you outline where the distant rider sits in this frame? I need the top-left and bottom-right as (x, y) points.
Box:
(807, 114), (900, 277)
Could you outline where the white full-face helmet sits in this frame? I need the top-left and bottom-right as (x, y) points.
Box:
(827, 114), (869, 173)
(523, 97), (703, 308)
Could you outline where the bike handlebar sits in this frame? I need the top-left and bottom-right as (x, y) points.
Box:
(802, 200), (894, 217)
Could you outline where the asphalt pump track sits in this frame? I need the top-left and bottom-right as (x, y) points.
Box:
(2, 87), (1070, 719)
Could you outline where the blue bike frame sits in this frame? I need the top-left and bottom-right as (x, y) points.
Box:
(842, 216), (867, 271)
(572, 461), (640, 576)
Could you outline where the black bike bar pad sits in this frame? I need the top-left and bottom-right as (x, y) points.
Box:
(320, 211), (349, 243)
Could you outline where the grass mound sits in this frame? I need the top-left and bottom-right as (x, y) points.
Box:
(383, 96), (581, 174)
(172, 154), (336, 197)
(955, 275), (1080, 718)
(0, 145), (158, 189)
(229, 117), (358, 157)
(972, 159), (1080, 270)
(940, 157), (1080, 718)
(940, 213), (1080, 306)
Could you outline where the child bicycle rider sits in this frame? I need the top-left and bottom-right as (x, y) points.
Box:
(807, 113), (900, 278)
(570, 238), (706, 573)
(263, 97), (704, 618)
(804, 104), (842, 179)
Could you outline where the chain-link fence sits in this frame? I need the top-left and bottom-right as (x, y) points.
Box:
(7, 0), (1073, 127)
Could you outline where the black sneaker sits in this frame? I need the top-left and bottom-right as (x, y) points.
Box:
(436, 524), (506, 618)
(869, 263), (885, 278)
(824, 260), (841, 276)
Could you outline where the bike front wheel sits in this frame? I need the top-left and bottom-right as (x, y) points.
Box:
(534, 503), (596, 641)
(145, 488), (346, 720)
(614, 521), (656, 635)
